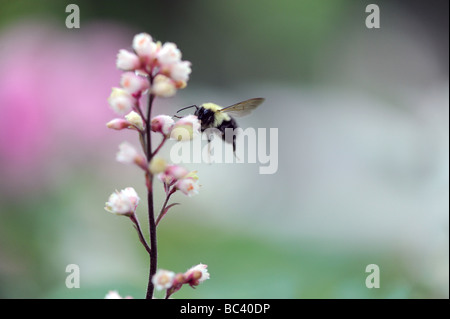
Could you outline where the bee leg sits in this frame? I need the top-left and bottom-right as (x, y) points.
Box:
(232, 135), (240, 161)
(207, 134), (213, 164)
(222, 129), (240, 161)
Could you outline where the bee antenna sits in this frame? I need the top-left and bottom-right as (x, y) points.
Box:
(176, 105), (199, 113)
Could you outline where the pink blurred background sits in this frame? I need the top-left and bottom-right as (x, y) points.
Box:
(0, 22), (131, 194)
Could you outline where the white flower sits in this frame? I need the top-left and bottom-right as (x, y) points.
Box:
(121, 187), (140, 208)
(120, 72), (149, 95)
(104, 290), (133, 299)
(157, 164), (189, 184)
(151, 115), (175, 135)
(175, 177), (199, 197)
(170, 60), (192, 83)
(185, 264), (210, 283)
(132, 33), (158, 59)
(105, 290), (123, 299)
(104, 187), (140, 216)
(152, 269), (176, 290)
(168, 165), (190, 180)
(170, 115), (201, 141)
(116, 142), (140, 164)
(116, 142), (147, 169)
(151, 74), (177, 98)
(125, 111), (144, 131)
(116, 49), (140, 71)
(107, 88), (136, 115)
(157, 42), (182, 65)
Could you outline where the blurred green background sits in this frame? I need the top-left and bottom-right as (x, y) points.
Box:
(0, 0), (448, 299)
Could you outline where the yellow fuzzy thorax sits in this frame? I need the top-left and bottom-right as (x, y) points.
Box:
(201, 103), (231, 126)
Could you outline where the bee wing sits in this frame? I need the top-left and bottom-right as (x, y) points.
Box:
(218, 98), (264, 118)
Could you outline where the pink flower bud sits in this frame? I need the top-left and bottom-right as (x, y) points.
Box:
(184, 264), (209, 285)
(125, 111), (144, 131)
(107, 88), (136, 115)
(170, 60), (192, 83)
(151, 115), (174, 136)
(106, 118), (130, 130)
(116, 142), (147, 170)
(116, 49), (140, 71)
(106, 112), (143, 131)
(132, 33), (158, 60)
(173, 273), (186, 286)
(151, 74), (177, 98)
(157, 42), (181, 65)
(120, 72), (149, 95)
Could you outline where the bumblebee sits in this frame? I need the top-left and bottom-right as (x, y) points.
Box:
(176, 98), (264, 153)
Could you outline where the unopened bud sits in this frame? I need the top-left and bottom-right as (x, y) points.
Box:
(152, 74), (177, 98)
(174, 273), (186, 285)
(120, 72), (149, 95)
(184, 263), (209, 284)
(191, 270), (202, 281)
(170, 115), (200, 141)
(149, 157), (167, 174)
(116, 49), (140, 71)
(116, 142), (147, 171)
(151, 115), (174, 136)
(108, 87), (136, 115)
(125, 111), (144, 131)
(106, 118), (130, 130)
